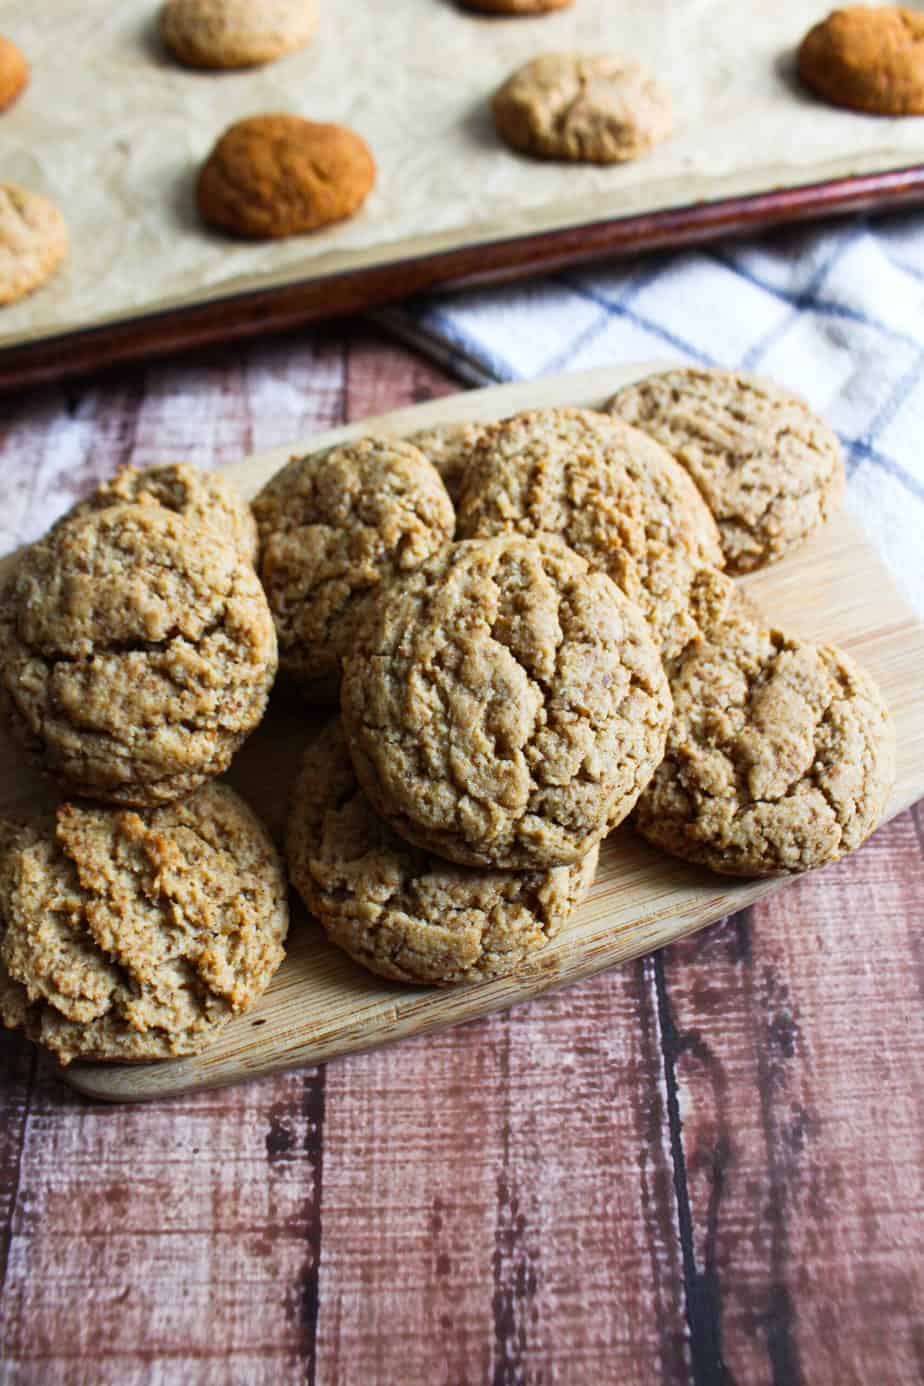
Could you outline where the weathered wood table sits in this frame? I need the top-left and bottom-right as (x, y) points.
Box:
(0, 326), (921, 1386)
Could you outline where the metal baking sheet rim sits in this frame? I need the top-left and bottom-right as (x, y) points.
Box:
(2, 161), (923, 393)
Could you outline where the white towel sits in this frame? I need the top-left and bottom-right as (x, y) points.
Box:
(380, 210), (924, 618)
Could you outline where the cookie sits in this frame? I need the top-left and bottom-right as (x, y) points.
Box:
(160, 0), (317, 69)
(0, 36), (28, 111)
(797, 6), (924, 115)
(455, 407), (731, 658)
(634, 542), (762, 663)
(62, 462), (258, 566)
(0, 504), (277, 807)
(253, 436), (454, 700)
(287, 719), (598, 985)
(607, 369), (845, 574)
(340, 534), (672, 870)
(634, 626), (895, 877)
(407, 422), (488, 504)
(492, 52), (672, 163)
(0, 785), (288, 1065)
(457, 408), (722, 565)
(197, 114), (375, 240)
(0, 183), (67, 307)
(463, 0), (573, 13)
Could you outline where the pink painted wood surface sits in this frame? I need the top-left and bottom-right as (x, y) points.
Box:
(0, 326), (921, 1386)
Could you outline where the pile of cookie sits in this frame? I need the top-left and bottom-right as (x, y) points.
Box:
(0, 468), (288, 1065)
(0, 367), (897, 1068)
(268, 370), (894, 992)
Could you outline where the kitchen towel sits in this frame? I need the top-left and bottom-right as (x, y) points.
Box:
(379, 210), (924, 618)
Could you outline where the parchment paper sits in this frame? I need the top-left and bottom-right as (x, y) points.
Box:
(2, 0), (924, 350)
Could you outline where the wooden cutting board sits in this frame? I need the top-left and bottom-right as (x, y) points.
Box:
(2, 365), (920, 1102)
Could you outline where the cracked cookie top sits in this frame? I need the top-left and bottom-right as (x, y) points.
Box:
(340, 534), (672, 869)
(455, 407), (733, 658)
(287, 719), (598, 984)
(492, 52), (672, 164)
(63, 462), (258, 565)
(0, 785), (288, 1065)
(253, 437), (455, 699)
(458, 408), (722, 567)
(607, 368), (845, 573)
(0, 503), (277, 806)
(633, 625), (895, 876)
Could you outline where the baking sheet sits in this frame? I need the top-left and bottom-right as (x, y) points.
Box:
(2, 0), (924, 351)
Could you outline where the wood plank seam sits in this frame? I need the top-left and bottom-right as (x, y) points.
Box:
(748, 927), (808, 1386)
(491, 1011), (534, 1386)
(634, 955), (690, 1385)
(0, 1044), (37, 1311)
(911, 801), (924, 868)
(655, 944), (732, 1386)
(300, 1066), (326, 1386)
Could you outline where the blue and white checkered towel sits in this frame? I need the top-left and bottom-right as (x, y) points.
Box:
(380, 210), (924, 619)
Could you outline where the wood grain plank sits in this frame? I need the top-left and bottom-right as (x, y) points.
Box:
(344, 333), (459, 421)
(0, 1034), (36, 1309)
(311, 971), (686, 1386)
(657, 810), (924, 1386)
(484, 965), (687, 1385)
(0, 1061), (323, 1384)
(313, 1019), (502, 1386)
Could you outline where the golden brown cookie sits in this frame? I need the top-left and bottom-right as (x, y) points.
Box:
(0, 504), (277, 807)
(632, 543), (762, 663)
(407, 422), (488, 504)
(493, 52), (672, 163)
(197, 114), (375, 240)
(62, 462), (258, 566)
(341, 534), (672, 870)
(160, 0), (318, 69)
(287, 719), (598, 985)
(463, 0), (573, 13)
(797, 6), (924, 115)
(253, 437), (454, 700)
(0, 183), (67, 307)
(634, 626), (895, 876)
(0, 36), (28, 111)
(0, 785), (288, 1065)
(455, 406), (732, 658)
(457, 408), (722, 566)
(607, 368), (845, 574)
